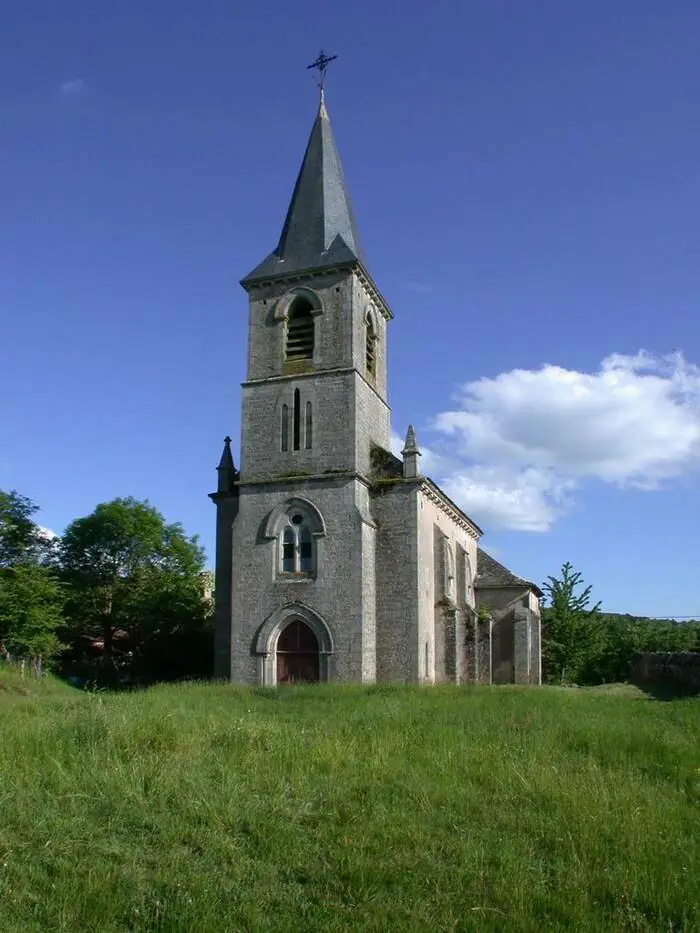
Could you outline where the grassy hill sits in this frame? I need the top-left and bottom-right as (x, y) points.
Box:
(0, 675), (698, 932)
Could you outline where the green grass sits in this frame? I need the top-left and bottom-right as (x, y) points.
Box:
(0, 676), (698, 932)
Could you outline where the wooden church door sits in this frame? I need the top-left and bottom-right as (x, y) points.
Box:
(276, 619), (320, 684)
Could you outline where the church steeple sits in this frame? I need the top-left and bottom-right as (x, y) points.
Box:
(242, 97), (364, 286)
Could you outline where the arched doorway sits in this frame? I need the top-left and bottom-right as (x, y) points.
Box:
(276, 619), (320, 684)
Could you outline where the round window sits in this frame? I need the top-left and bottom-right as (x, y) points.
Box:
(291, 514), (304, 525)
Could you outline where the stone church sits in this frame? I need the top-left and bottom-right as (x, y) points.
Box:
(211, 92), (542, 686)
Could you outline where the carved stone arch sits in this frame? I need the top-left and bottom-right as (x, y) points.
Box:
(263, 496), (326, 539)
(254, 602), (334, 685)
(364, 303), (379, 331)
(273, 286), (324, 322)
(363, 304), (381, 380)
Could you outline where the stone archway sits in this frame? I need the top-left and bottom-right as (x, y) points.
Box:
(276, 619), (320, 684)
(254, 603), (334, 686)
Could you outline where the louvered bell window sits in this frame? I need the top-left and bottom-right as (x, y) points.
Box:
(286, 298), (314, 361)
(365, 312), (376, 377)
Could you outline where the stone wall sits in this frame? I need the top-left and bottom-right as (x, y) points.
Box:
(372, 483), (420, 681)
(631, 652), (700, 693)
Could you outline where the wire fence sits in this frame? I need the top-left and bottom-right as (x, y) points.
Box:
(0, 655), (44, 677)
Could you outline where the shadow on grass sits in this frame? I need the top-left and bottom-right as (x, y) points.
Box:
(633, 680), (700, 702)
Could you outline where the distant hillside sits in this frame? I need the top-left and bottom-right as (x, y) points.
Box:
(600, 612), (700, 625)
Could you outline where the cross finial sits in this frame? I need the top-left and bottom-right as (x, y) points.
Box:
(307, 49), (338, 99)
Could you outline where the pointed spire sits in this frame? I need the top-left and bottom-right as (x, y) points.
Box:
(217, 436), (238, 492)
(403, 424), (419, 453)
(402, 424), (421, 479)
(242, 98), (364, 286)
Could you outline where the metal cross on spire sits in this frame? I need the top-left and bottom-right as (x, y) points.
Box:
(306, 49), (338, 97)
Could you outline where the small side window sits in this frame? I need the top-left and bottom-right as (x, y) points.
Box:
(282, 528), (295, 573)
(293, 389), (301, 451)
(305, 401), (313, 449)
(281, 404), (289, 452)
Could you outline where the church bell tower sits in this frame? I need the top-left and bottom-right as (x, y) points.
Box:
(238, 93), (392, 480)
(211, 82), (394, 684)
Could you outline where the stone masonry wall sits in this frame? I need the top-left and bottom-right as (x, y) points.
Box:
(229, 476), (373, 685)
(372, 483), (420, 681)
(631, 652), (700, 693)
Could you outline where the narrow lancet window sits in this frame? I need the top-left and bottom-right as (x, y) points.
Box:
(444, 541), (455, 602)
(282, 528), (295, 573)
(464, 555), (473, 605)
(286, 298), (314, 361)
(365, 311), (376, 377)
(305, 401), (313, 449)
(293, 389), (301, 451)
(299, 526), (313, 572)
(281, 404), (289, 452)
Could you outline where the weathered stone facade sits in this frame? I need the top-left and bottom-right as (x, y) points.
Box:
(211, 95), (542, 686)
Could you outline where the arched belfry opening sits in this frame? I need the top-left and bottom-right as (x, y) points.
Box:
(365, 311), (376, 378)
(276, 619), (320, 684)
(286, 297), (315, 361)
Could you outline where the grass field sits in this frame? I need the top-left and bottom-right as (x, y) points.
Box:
(0, 673), (698, 932)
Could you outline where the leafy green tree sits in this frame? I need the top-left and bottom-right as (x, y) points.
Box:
(541, 562), (603, 684)
(594, 613), (700, 682)
(0, 565), (64, 661)
(59, 498), (211, 683)
(0, 489), (64, 663)
(0, 490), (50, 567)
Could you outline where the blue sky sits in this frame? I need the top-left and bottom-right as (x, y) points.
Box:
(2, 1), (699, 617)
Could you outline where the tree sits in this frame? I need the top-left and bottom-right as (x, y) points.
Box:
(59, 498), (211, 683)
(0, 489), (64, 663)
(0, 565), (64, 662)
(0, 490), (49, 567)
(541, 561), (603, 684)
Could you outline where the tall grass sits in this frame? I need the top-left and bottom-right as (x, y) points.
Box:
(0, 678), (697, 931)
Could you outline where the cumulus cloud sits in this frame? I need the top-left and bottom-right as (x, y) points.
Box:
(37, 526), (58, 541)
(59, 78), (88, 98)
(426, 351), (700, 532)
(441, 467), (574, 533)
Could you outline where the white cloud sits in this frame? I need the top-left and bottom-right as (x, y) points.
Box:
(426, 351), (700, 532)
(37, 526), (58, 541)
(59, 78), (88, 98)
(441, 467), (574, 533)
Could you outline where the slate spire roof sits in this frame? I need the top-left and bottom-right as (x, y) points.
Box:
(242, 96), (364, 286)
(217, 435), (235, 471)
(216, 436), (238, 493)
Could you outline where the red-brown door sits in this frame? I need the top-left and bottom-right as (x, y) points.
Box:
(276, 620), (320, 684)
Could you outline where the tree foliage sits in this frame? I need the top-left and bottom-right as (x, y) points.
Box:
(542, 562), (603, 684)
(542, 561), (700, 685)
(0, 490), (50, 567)
(0, 490), (64, 662)
(59, 498), (212, 684)
(0, 565), (64, 660)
